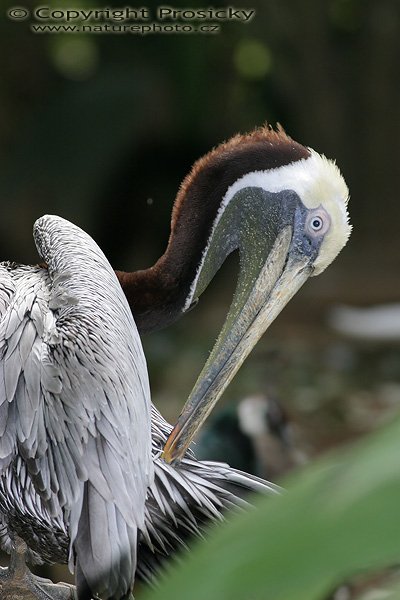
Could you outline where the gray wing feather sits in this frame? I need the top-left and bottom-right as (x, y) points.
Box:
(136, 406), (280, 584)
(0, 216), (153, 598)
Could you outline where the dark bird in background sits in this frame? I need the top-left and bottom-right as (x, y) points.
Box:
(0, 127), (350, 599)
(195, 394), (307, 480)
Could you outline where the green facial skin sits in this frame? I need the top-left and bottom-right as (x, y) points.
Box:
(163, 188), (313, 464)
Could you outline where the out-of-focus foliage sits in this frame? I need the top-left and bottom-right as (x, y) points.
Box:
(142, 415), (400, 600)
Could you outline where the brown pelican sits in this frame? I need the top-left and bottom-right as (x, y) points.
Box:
(0, 126), (350, 599)
(117, 126), (351, 462)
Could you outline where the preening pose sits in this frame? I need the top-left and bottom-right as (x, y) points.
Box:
(117, 127), (351, 462)
(0, 127), (351, 600)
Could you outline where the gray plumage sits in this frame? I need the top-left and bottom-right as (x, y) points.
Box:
(0, 215), (153, 599)
(138, 406), (278, 583)
(0, 215), (277, 598)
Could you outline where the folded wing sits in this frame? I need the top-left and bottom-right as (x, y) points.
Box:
(0, 215), (153, 599)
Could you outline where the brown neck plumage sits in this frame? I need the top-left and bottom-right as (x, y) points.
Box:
(116, 126), (310, 334)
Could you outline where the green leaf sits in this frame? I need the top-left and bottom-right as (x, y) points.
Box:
(141, 416), (400, 600)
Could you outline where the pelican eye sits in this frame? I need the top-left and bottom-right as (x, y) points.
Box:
(311, 217), (323, 231)
(305, 208), (331, 237)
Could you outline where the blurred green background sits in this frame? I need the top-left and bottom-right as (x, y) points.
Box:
(1, 0), (400, 593)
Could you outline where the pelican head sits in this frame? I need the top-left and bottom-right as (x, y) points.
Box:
(162, 126), (350, 463)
